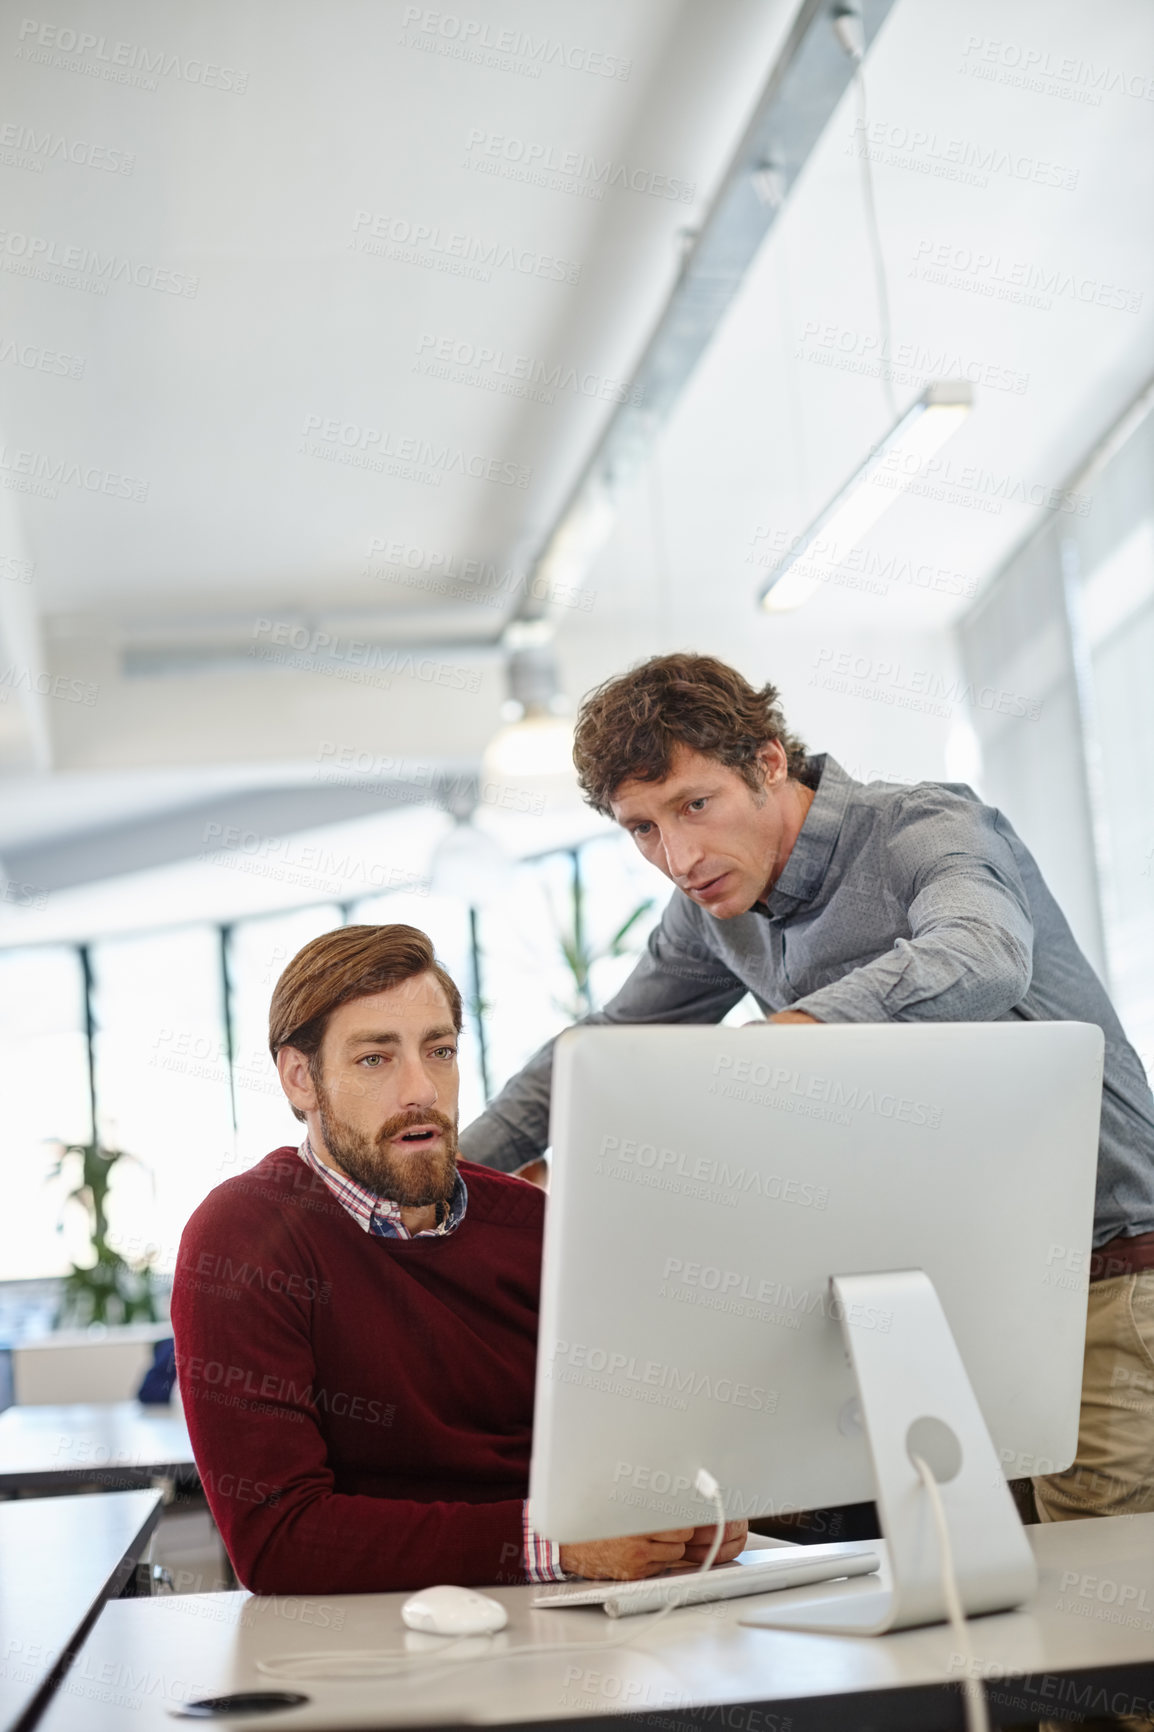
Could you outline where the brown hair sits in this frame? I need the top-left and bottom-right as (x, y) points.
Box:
(572, 653), (808, 815)
(269, 925), (463, 1121)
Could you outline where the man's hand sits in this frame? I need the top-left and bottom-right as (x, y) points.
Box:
(743, 1011), (821, 1026)
(557, 1520), (749, 1580)
(681, 1519), (748, 1566)
(513, 1157), (549, 1190)
(558, 1527), (695, 1580)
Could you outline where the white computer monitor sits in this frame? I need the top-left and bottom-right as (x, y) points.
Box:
(529, 1021), (1103, 1632)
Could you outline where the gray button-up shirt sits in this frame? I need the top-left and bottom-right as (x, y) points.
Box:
(460, 755), (1154, 1245)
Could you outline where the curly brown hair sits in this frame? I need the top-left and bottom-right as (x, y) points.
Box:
(572, 653), (808, 816)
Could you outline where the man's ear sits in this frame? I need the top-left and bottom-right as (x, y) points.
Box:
(277, 1045), (318, 1115)
(755, 739), (787, 790)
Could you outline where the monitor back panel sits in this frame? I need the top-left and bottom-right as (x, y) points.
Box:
(529, 1022), (1103, 1542)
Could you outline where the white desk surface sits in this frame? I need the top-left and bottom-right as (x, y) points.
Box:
(0, 1403), (193, 1492)
(34, 1515), (1154, 1732)
(0, 1489), (164, 1732)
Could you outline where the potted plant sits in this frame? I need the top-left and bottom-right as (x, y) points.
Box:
(49, 1141), (160, 1327)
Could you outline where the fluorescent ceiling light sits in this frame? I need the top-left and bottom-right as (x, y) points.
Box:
(759, 381), (974, 612)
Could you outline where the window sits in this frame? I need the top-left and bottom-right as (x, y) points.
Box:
(0, 949), (90, 1279)
(0, 832), (678, 1277)
(1072, 414), (1154, 1076)
(480, 836), (662, 1092)
(91, 927), (231, 1272)
(958, 389), (1154, 1081)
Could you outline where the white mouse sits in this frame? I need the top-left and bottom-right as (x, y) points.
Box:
(401, 1585), (508, 1636)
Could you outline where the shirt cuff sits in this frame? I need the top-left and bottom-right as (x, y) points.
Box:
(522, 1501), (568, 1583)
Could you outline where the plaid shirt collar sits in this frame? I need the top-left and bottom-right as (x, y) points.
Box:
(297, 1136), (467, 1240)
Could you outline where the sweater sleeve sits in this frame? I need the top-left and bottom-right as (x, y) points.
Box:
(171, 1193), (527, 1596)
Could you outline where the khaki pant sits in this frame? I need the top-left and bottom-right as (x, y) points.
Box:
(1034, 1271), (1154, 1522)
(1033, 1272), (1154, 1732)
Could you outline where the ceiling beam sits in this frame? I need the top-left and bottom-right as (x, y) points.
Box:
(518, 0), (900, 614)
(2, 775), (468, 894)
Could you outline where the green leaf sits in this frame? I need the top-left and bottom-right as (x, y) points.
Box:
(558, 935), (583, 977)
(607, 898), (655, 955)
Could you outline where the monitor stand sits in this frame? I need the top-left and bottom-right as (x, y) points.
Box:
(748, 1269), (1038, 1635)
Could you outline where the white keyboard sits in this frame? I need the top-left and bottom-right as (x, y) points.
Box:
(532, 1542), (881, 1618)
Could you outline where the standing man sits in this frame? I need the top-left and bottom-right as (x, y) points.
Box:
(460, 653), (1154, 1525)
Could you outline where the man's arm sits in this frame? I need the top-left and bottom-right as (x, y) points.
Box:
(174, 1200), (738, 1590)
(459, 892), (747, 1170)
(785, 790), (1034, 1024)
(172, 1205), (528, 1595)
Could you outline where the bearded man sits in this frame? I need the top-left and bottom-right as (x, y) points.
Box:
(171, 924), (743, 1593)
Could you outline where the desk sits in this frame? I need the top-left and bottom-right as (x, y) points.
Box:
(11, 1326), (174, 1407)
(33, 1515), (1154, 1731)
(0, 1403), (194, 1494)
(0, 1489), (163, 1732)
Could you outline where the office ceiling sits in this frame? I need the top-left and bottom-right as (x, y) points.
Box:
(0, 0), (1152, 918)
(0, 0), (798, 622)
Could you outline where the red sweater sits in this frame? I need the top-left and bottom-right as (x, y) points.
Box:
(171, 1149), (545, 1595)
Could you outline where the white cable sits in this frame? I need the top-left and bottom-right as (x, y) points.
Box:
(257, 1469), (728, 1684)
(833, 6), (898, 421)
(607, 1467), (727, 1629)
(910, 1455), (990, 1732)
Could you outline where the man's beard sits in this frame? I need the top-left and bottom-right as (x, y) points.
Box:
(315, 1086), (459, 1208)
